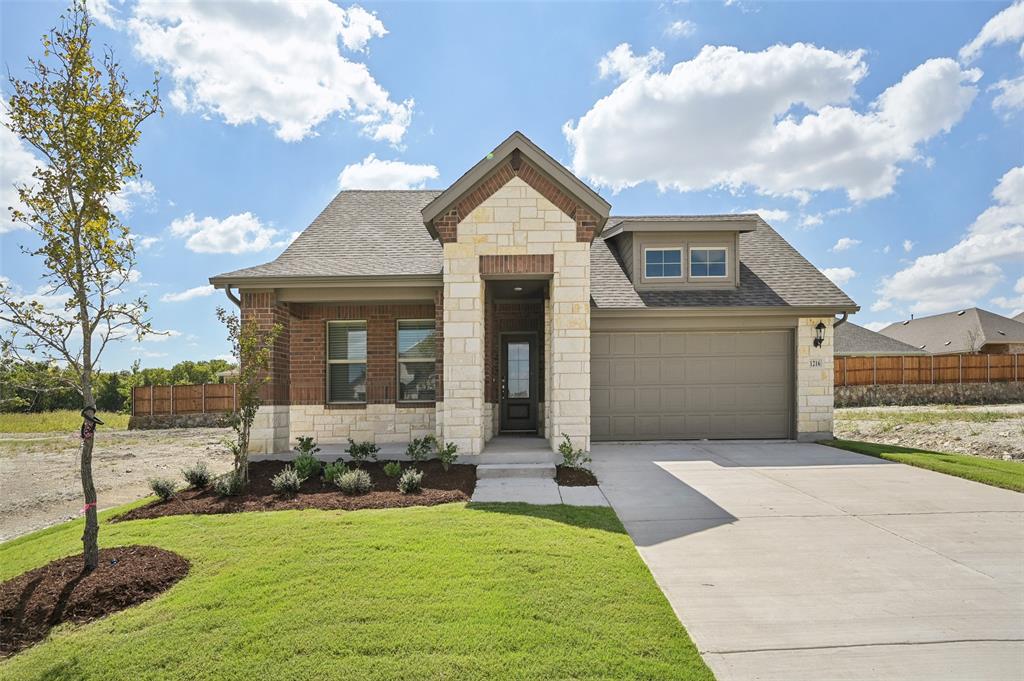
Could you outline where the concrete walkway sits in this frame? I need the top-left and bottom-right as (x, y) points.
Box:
(592, 441), (1024, 681)
(471, 478), (609, 506)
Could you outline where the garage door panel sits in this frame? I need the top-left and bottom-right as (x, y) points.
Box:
(592, 329), (793, 441)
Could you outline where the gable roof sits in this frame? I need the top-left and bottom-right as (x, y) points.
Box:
(835, 322), (926, 355)
(590, 218), (857, 310)
(1016, 312), (1024, 323)
(419, 131), (611, 238)
(879, 308), (1024, 353)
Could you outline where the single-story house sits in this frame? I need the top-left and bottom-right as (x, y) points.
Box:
(879, 308), (1024, 355)
(835, 322), (926, 357)
(210, 132), (858, 455)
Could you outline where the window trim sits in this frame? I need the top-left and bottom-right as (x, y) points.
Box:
(396, 318), (437, 404)
(326, 320), (368, 404)
(643, 247), (684, 280)
(688, 246), (729, 279)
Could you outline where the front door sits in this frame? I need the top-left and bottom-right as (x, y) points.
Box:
(500, 335), (538, 432)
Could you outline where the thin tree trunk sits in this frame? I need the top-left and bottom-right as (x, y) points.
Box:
(80, 433), (99, 570)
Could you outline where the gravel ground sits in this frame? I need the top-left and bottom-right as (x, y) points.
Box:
(0, 428), (233, 542)
(835, 404), (1024, 461)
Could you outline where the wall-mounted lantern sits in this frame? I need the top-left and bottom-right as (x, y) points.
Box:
(813, 321), (826, 348)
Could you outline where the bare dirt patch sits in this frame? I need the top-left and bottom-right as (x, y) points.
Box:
(0, 428), (233, 541)
(555, 465), (598, 486)
(835, 404), (1024, 460)
(0, 545), (189, 657)
(113, 460), (476, 522)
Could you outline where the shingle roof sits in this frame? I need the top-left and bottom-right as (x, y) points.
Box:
(211, 190), (443, 282)
(590, 220), (857, 309)
(1015, 311), (1024, 323)
(835, 322), (926, 355)
(879, 308), (1024, 354)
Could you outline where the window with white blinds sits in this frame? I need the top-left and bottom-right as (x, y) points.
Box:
(327, 321), (367, 403)
(397, 320), (436, 402)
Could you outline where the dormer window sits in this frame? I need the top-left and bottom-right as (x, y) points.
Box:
(690, 247), (727, 278)
(644, 248), (682, 278)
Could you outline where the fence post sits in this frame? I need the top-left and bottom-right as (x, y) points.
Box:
(170, 384), (175, 416)
(132, 387), (136, 416)
(202, 383), (206, 414)
(958, 354), (962, 384)
(233, 382), (237, 412)
(872, 356), (877, 386)
(150, 384), (154, 415)
(901, 355), (905, 385)
(987, 354), (991, 383)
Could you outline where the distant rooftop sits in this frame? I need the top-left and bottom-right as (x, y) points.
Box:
(880, 308), (1024, 354)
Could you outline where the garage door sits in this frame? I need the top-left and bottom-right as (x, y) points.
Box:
(591, 330), (793, 440)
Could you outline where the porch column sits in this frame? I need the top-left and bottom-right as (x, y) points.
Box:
(547, 243), (591, 452)
(441, 243), (486, 454)
(240, 289), (291, 454)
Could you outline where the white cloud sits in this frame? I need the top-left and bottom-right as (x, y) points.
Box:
(142, 329), (182, 343)
(87, 0), (122, 28)
(337, 154), (439, 190)
(565, 44), (980, 201)
(599, 43), (664, 81)
(959, 1), (1024, 63)
(830, 237), (861, 252)
(107, 178), (155, 215)
(125, 0), (413, 143)
(882, 245), (891, 254)
(875, 166), (1024, 314)
(799, 214), (823, 229)
(747, 208), (789, 223)
(993, 76), (1024, 116)
(821, 267), (856, 286)
(136, 235), (161, 250)
(863, 321), (894, 332)
(665, 20), (696, 38)
(169, 213), (287, 254)
(871, 299), (894, 312)
(902, 239), (915, 252)
(991, 276), (1024, 316)
(161, 285), (215, 303)
(1, 104), (41, 234)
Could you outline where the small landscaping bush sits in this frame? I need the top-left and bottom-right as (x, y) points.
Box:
(149, 478), (176, 502)
(405, 434), (435, 463)
(559, 433), (591, 469)
(346, 439), (380, 467)
(337, 468), (373, 495)
(382, 460), (402, 477)
(181, 461), (212, 489)
(213, 470), (245, 497)
(321, 460), (347, 486)
(398, 468), (423, 494)
(271, 466), (304, 498)
(292, 437), (322, 480)
(438, 441), (458, 471)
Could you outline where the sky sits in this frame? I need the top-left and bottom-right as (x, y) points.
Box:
(1, 0), (1022, 372)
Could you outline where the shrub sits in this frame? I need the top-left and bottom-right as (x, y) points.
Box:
(294, 436), (321, 458)
(149, 477), (176, 502)
(181, 461), (211, 489)
(346, 439), (380, 467)
(213, 470), (245, 497)
(337, 468), (373, 495)
(271, 466), (304, 498)
(397, 468), (423, 494)
(382, 460), (402, 477)
(437, 441), (458, 471)
(321, 460), (347, 486)
(558, 433), (592, 469)
(405, 434), (435, 463)
(292, 451), (321, 481)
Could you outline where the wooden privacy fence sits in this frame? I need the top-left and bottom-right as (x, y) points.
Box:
(132, 383), (237, 416)
(835, 354), (1022, 387)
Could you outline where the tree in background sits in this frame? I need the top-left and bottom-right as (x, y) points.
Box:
(0, 1), (160, 571)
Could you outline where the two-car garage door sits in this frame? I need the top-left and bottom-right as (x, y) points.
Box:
(591, 330), (793, 441)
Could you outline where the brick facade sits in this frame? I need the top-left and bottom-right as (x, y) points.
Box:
(479, 254), (554, 276)
(240, 290), (290, 406)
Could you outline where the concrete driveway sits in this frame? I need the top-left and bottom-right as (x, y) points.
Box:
(591, 442), (1024, 681)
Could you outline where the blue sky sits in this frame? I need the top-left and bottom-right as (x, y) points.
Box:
(2, 0), (1022, 371)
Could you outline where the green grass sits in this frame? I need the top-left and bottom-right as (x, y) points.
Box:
(834, 408), (1022, 425)
(824, 439), (1024, 493)
(0, 503), (713, 681)
(0, 410), (130, 433)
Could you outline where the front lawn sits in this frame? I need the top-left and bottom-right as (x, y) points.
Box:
(0, 410), (130, 433)
(0, 503), (713, 680)
(824, 439), (1024, 493)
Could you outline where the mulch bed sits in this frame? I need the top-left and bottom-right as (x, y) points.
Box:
(556, 465), (598, 486)
(0, 546), (189, 657)
(113, 460), (477, 522)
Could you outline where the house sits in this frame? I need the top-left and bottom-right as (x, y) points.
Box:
(1015, 312), (1024, 323)
(835, 322), (926, 356)
(879, 308), (1024, 355)
(210, 132), (857, 455)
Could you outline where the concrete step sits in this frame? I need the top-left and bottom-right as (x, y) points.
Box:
(478, 450), (556, 465)
(477, 463), (556, 480)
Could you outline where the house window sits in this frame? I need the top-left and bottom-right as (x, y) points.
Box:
(644, 248), (682, 278)
(327, 321), (367, 403)
(397, 320), (436, 402)
(690, 247), (727, 278)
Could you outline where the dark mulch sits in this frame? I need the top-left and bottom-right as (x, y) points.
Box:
(556, 465), (599, 486)
(0, 545), (189, 657)
(114, 460), (477, 522)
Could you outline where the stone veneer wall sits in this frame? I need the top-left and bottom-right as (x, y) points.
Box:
(836, 381), (1024, 407)
(288, 404), (435, 444)
(796, 317), (835, 441)
(442, 176), (591, 454)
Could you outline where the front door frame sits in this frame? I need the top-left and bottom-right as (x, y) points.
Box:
(499, 331), (539, 433)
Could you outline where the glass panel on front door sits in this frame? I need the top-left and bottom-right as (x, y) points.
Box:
(507, 342), (530, 399)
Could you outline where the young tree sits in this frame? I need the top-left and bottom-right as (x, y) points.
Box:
(0, 1), (160, 571)
(216, 307), (281, 489)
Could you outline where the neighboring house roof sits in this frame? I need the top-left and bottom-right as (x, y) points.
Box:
(590, 221), (857, 310)
(835, 322), (926, 355)
(1015, 312), (1024, 323)
(879, 308), (1024, 354)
